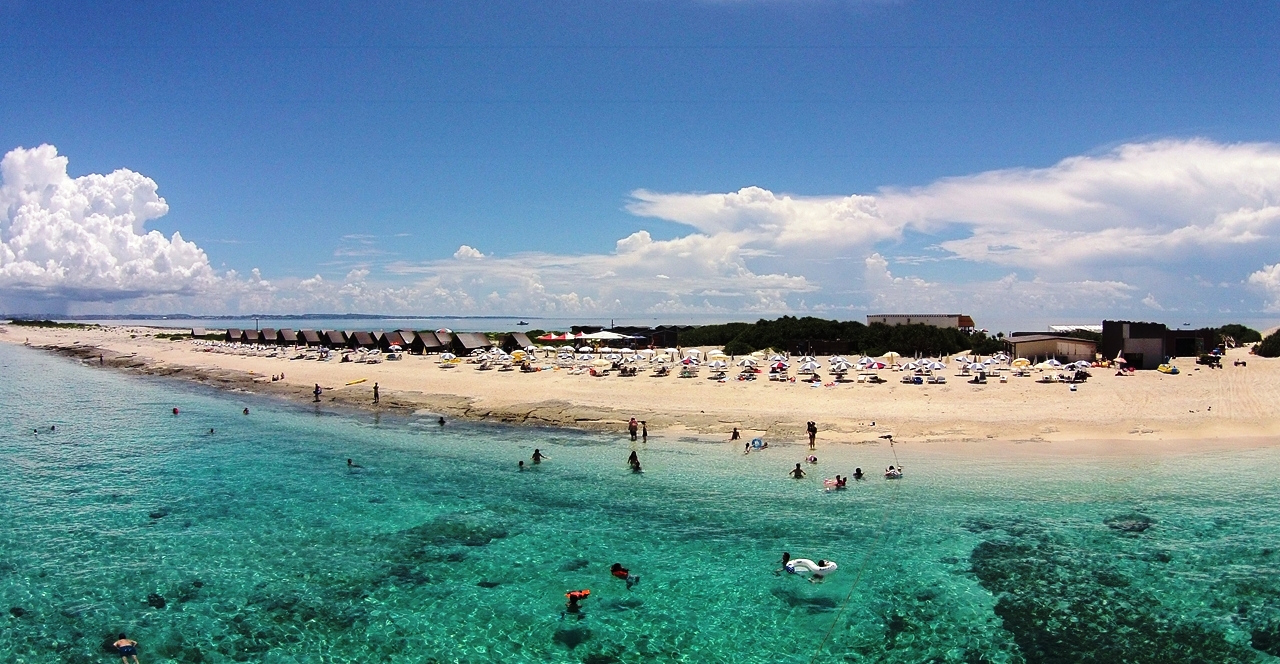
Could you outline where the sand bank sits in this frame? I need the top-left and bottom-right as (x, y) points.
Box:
(5, 323), (1280, 452)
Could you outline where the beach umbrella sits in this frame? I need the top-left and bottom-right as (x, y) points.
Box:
(708, 359), (728, 369)
(799, 360), (821, 372)
(880, 352), (902, 363)
(1113, 355), (1127, 365)
(511, 350), (527, 361)
(437, 328), (453, 334)
(928, 361), (946, 371)
(1046, 359), (1063, 368)
(830, 359), (852, 372)
(966, 363), (984, 371)
(768, 354), (786, 362)
(606, 353), (621, 361)
(636, 348), (655, 357)
(652, 356), (668, 364)
(737, 358), (758, 367)
(707, 349), (727, 358)
(1011, 358), (1030, 368)
(684, 349), (703, 358)
(440, 353), (457, 361)
(577, 353), (594, 361)
(592, 359), (612, 368)
(750, 351), (766, 359)
(576, 345), (592, 353)
(681, 357), (700, 366)
(771, 361), (789, 370)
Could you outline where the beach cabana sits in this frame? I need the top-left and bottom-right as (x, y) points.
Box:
(225, 328), (242, 342)
(243, 329), (262, 344)
(348, 331), (377, 350)
(300, 329), (322, 347)
(278, 329), (298, 346)
(500, 332), (534, 353)
(323, 330), (347, 348)
(451, 332), (493, 356)
(394, 330), (417, 351)
(432, 330), (456, 351)
(411, 331), (446, 354)
(380, 331), (408, 351)
(260, 328), (278, 344)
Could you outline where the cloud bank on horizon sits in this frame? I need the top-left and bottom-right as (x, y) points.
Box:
(4, 140), (1280, 322)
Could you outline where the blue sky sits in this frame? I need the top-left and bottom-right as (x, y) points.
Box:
(1, 1), (1279, 329)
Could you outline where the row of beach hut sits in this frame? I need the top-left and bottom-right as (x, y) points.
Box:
(218, 328), (533, 356)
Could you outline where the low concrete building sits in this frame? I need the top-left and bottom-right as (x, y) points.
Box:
(1101, 320), (1219, 369)
(867, 314), (975, 330)
(1006, 334), (1097, 364)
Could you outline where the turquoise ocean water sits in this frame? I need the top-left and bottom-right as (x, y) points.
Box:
(1, 342), (1279, 663)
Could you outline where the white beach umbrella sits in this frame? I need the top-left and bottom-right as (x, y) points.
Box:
(1046, 359), (1063, 368)
(578, 346), (594, 353)
(637, 349), (655, 358)
(750, 351), (766, 359)
(707, 349), (727, 358)
(708, 359), (728, 369)
(830, 359), (852, 372)
(929, 361), (946, 371)
(966, 363), (984, 371)
(737, 358), (758, 367)
(768, 354), (786, 362)
(440, 353), (457, 361)
(577, 353), (594, 361)
(684, 348), (703, 358)
(880, 352), (903, 363)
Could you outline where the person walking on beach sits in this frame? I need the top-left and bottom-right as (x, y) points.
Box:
(790, 463), (806, 479)
(628, 418), (638, 441)
(373, 383), (380, 405)
(313, 384), (322, 402)
(113, 633), (140, 663)
(807, 421), (817, 450)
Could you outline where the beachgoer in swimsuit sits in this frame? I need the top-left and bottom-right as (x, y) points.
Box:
(807, 421), (817, 450)
(790, 463), (806, 479)
(347, 459), (363, 469)
(113, 633), (140, 663)
(373, 383), (379, 404)
(641, 421), (647, 441)
(518, 460), (525, 471)
(532, 449), (546, 464)
(836, 475), (847, 489)
(853, 467), (863, 480)
(627, 451), (639, 467)
(313, 384), (322, 402)
(731, 427), (741, 441)
(243, 408), (249, 415)
(775, 551), (791, 575)
(806, 455), (817, 464)
(438, 417), (445, 426)
(744, 440), (751, 454)
(628, 418), (638, 441)
(565, 589), (589, 615)
(610, 563), (640, 589)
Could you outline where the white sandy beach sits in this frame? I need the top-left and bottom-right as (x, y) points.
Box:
(5, 323), (1279, 452)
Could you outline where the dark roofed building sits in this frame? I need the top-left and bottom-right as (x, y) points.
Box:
(323, 330), (347, 348)
(300, 329), (322, 346)
(260, 328), (278, 344)
(500, 332), (534, 352)
(279, 329), (298, 345)
(413, 331), (447, 354)
(226, 328), (242, 342)
(380, 331), (408, 351)
(432, 330), (455, 350)
(1100, 320), (1217, 369)
(451, 332), (493, 355)
(243, 329), (261, 344)
(348, 331), (377, 349)
(396, 330), (417, 349)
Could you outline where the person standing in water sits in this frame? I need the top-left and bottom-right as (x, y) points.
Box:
(628, 418), (638, 441)
(113, 633), (140, 663)
(373, 383), (379, 404)
(313, 384), (322, 402)
(730, 427), (741, 441)
(627, 450), (639, 468)
(532, 449), (547, 464)
(641, 421), (648, 442)
(790, 463), (806, 479)
(807, 421), (817, 450)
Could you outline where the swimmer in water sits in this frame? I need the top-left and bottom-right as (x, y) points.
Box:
(564, 589), (589, 617)
(347, 458), (363, 469)
(744, 440), (751, 454)
(627, 450), (639, 467)
(610, 563), (640, 589)
(113, 633), (140, 664)
(853, 467), (864, 480)
(532, 449), (547, 464)
(209, 428), (215, 435)
(518, 460), (525, 471)
(438, 416), (445, 426)
(243, 408), (249, 415)
(775, 551), (792, 575)
(790, 463), (806, 479)
(631, 460), (643, 473)
(731, 427), (741, 441)
(806, 455), (818, 464)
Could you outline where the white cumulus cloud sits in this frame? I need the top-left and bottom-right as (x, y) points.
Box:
(0, 144), (216, 303)
(453, 245), (485, 260)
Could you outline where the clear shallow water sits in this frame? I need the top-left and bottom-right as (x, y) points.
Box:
(1, 344), (1279, 664)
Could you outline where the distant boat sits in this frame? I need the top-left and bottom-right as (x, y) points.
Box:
(517, 320), (529, 326)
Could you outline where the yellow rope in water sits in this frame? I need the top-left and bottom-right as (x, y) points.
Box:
(808, 439), (903, 664)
